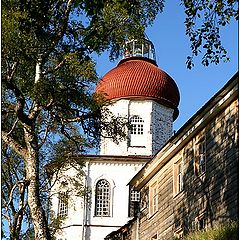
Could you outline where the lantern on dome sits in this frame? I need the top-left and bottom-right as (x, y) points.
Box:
(123, 37), (156, 61)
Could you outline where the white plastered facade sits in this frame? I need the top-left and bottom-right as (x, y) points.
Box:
(51, 98), (175, 240)
(52, 160), (146, 240)
(100, 99), (174, 156)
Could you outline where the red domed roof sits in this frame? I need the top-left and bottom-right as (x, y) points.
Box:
(96, 57), (180, 120)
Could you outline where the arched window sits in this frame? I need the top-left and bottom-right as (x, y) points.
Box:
(95, 179), (111, 216)
(58, 192), (68, 218)
(130, 116), (144, 135)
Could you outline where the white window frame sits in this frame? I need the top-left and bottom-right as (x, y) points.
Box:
(95, 179), (111, 217)
(130, 190), (140, 202)
(58, 192), (68, 218)
(174, 158), (184, 196)
(129, 115), (145, 147)
(195, 136), (206, 176)
(174, 227), (183, 239)
(130, 116), (144, 135)
(149, 182), (158, 216)
(178, 161), (183, 192)
(194, 212), (207, 231)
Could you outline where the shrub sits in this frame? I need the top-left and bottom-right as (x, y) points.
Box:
(181, 221), (238, 240)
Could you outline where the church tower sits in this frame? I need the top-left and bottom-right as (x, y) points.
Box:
(52, 37), (180, 240)
(96, 38), (180, 156)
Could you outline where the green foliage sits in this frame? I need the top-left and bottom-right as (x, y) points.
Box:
(180, 221), (238, 240)
(2, 0), (238, 238)
(182, 0), (238, 69)
(1, 144), (30, 239)
(2, 0), (164, 145)
(2, 1), (164, 238)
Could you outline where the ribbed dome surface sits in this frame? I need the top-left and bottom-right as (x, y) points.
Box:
(96, 57), (180, 119)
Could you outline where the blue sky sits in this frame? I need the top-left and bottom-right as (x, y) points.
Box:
(95, 2), (238, 132)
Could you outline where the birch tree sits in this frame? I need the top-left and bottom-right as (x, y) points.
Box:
(2, 0), (238, 239)
(2, 145), (29, 240)
(2, 0), (164, 238)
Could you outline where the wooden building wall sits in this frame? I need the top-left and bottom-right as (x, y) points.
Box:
(105, 82), (238, 240)
(139, 99), (239, 240)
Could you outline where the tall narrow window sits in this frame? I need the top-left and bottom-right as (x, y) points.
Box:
(149, 182), (158, 216)
(130, 116), (144, 135)
(174, 159), (184, 195)
(129, 115), (145, 147)
(194, 212), (207, 231)
(129, 189), (140, 217)
(95, 179), (111, 217)
(184, 146), (194, 164)
(195, 137), (206, 176)
(130, 190), (140, 202)
(58, 192), (68, 218)
(178, 162), (183, 193)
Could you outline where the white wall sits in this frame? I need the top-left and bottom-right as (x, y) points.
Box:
(50, 165), (86, 240)
(52, 160), (146, 240)
(52, 98), (174, 240)
(100, 99), (174, 156)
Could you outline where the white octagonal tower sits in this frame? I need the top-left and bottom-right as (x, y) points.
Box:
(96, 38), (180, 156)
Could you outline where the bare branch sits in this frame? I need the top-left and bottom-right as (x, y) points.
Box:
(42, 0), (74, 59)
(2, 212), (10, 221)
(6, 118), (19, 136)
(39, 126), (50, 149)
(63, 116), (84, 123)
(18, 181), (28, 213)
(43, 58), (67, 75)
(28, 103), (43, 121)
(12, 166), (21, 183)
(2, 131), (27, 158)
(61, 112), (94, 123)
(46, 98), (54, 109)
(2, 184), (16, 218)
(34, 56), (43, 84)
(2, 78), (31, 125)
(7, 61), (19, 82)
(6, 183), (19, 209)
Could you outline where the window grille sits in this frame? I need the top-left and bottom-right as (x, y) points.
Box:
(129, 189), (140, 217)
(130, 116), (144, 135)
(58, 192), (68, 218)
(95, 179), (111, 216)
(130, 190), (140, 202)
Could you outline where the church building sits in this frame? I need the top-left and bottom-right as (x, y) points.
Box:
(49, 37), (238, 240)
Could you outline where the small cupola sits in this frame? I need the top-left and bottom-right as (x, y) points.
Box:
(123, 37), (156, 61)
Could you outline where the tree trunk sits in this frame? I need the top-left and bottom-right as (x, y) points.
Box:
(24, 125), (51, 240)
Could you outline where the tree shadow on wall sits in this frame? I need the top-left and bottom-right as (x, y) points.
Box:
(174, 106), (238, 235)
